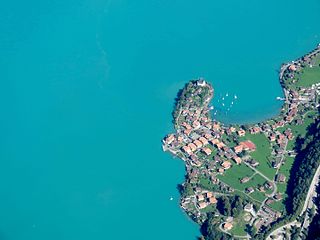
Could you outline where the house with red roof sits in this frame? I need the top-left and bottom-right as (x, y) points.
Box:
(240, 141), (256, 152)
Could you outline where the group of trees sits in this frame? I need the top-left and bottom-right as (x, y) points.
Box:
(286, 118), (320, 216)
(200, 213), (232, 240)
(306, 177), (320, 240)
(252, 116), (320, 239)
(172, 82), (193, 121)
(198, 196), (248, 240)
(216, 195), (246, 218)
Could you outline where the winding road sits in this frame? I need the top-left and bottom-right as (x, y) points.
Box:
(266, 164), (320, 240)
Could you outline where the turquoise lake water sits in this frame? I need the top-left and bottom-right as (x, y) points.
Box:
(0, 0), (319, 239)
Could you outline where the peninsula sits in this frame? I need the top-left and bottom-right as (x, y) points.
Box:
(162, 45), (320, 239)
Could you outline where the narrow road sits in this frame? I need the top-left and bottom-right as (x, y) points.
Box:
(267, 164), (320, 239)
(300, 164), (320, 234)
(301, 164), (320, 215)
(266, 221), (299, 240)
(275, 139), (289, 177)
(243, 162), (277, 196)
(243, 162), (278, 212)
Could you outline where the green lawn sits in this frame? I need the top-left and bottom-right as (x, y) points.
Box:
(277, 156), (294, 194)
(229, 213), (249, 237)
(288, 112), (316, 138)
(277, 183), (287, 194)
(200, 204), (217, 213)
(268, 199), (286, 213)
(250, 190), (267, 203)
(278, 157), (295, 188)
(243, 133), (276, 179)
(199, 177), (219, 192)
(286, 140), (295, 151)
(250, 174), (268, 187)
(234, 190), (262, 209)
(296, 56), (320, 87)
(217, 164), (255, 190)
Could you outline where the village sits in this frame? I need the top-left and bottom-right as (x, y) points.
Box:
(162, 45), (320, 238)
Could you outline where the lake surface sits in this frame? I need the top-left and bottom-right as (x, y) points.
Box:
(0, 0), (319, 239)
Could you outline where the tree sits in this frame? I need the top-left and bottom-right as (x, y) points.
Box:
(218, 196), (231, 216)
(306, 176), (320, 240)
(231, 196), (243, 217)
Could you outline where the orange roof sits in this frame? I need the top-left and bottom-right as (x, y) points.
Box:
(238, 129), (246, 136)
(197, 194), (205, 201)
(240, 141), (256, 151)
(234, 157), (242, 164)
(234, 145), (243, 153)
(210, 139), (220, 145)
(212, 123), (220, 130)
(184, 129), (192, 136)
(188, 143), (197, 152)
(197, 202), (208, 209)
(193, 140), (203, 148)
(216, 142), (225, 149)
(199, 137), (208, 146)
(209, 196), (217, 204)
(230, 127), (236, 132)
(222, 161), (231, 169)
(202, 147), (212, 156)
(182, 122), (192, 130)
(289, 64), (297, 71)
(223, 222), (233, 230)
(206, 192), (213, 198)
(182, 146), (192, 155)
(204, 133), (214, 140)
(192, 121), (200, 128)
(165, 134), (175, 144)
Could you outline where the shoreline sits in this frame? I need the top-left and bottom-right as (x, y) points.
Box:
(162, 44), (320, 239)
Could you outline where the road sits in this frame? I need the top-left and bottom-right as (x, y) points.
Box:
(266, 221), (299, 240)
(300, 164), (320, 233)
(275, 138), (289, 176)
(267, 164), (320, 239)
(243, 162), (277, 196)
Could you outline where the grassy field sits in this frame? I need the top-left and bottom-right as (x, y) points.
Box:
(278, 157), (295, 191)
(229, 213), (249, 237)
(296, 55), (320, 87)
(250, 190), (267, 203)
(217, 164), (255, 190)
(268, 199), (286, 213)
(200, 204), (217, 213)
(250, 174), (268, 187)
(276, 182), (287, 194)
(199, 176), (219, 192)
(242, 133), (276, 179)
(218, 166), (269, 203)
(288, 113), (316, 138)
